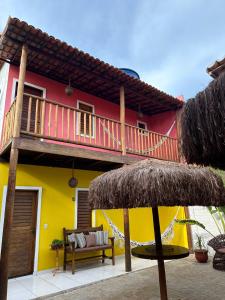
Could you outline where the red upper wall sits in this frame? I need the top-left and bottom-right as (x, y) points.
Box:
(4, 65), (178, 138)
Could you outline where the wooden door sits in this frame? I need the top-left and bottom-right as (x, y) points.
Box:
(14, 83), (43, 133)
(8, 190), (38, 278)
(77, 190), (92, 228)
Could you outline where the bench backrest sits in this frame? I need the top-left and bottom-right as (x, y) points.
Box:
(63, 225), (103, 243)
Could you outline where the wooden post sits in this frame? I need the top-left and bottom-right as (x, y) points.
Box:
(123, 208), (131, 272)
(152, 206), (168, 300)
(175, 108), (183, 162)
(13, 45), (28, 138)
(120, 86), (126, 155)
(0, 44), (28, 300)
(184, 207), (193, 252)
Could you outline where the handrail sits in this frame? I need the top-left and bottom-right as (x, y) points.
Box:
(23, 93), (121, 124)
(23, 93), (177, 140)
(1, 94), (179, 162)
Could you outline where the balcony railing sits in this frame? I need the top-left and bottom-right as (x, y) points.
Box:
(1, 94), (179, 162)
(1, 100), (16, 147)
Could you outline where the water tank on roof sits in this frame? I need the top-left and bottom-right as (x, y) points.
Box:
(120, 68), (140, 79)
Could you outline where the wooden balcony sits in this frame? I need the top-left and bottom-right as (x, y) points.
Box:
(1, 94), (179, 163)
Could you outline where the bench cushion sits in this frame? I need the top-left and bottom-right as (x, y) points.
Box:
(75, 244), (112, 252)
(65, 244), (112, 253)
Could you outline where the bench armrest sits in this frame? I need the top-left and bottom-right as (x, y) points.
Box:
(108, 236), (115, 246)
(65, 241), (76, 251)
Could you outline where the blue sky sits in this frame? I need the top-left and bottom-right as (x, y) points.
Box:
(1, 0), (225, 99)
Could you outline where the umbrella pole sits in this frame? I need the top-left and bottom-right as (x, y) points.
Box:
(152, 206), (168, 300)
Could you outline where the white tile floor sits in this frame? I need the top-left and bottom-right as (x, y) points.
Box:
(7, 255), (158, 300)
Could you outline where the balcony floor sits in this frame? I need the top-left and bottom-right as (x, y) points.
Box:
(0, 137), (143, 171)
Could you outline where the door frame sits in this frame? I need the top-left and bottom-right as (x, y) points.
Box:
(0, 186), (43, 274)
(75, 188), (96, 229)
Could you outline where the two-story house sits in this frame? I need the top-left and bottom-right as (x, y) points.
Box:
(0, 17), (187, 283)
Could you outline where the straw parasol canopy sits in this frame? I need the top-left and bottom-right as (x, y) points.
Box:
(88, 159), (225, 300)
(181, 71), (225, 168)
(89, 159), (225, 209)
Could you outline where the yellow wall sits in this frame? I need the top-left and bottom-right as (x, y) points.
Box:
(0, 162), (188, 271)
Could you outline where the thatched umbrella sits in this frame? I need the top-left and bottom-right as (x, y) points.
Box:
(181, 71), (225, 168)
(89, 159), (225, 300)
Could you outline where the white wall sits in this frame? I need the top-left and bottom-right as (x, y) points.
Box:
(189, 206), (220, 255)
(0, 63), (10, 139)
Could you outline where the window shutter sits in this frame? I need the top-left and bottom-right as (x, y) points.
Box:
(77, 190), (92, 228)
(78, 102), (93, 136)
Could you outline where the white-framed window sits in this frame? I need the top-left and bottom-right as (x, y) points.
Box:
(77, 100), (95, 138)
(11, 78), (46, 103)
(137, 120), (147, 130)
(137, 120), (148, 136)
(11, 80), (46, 133)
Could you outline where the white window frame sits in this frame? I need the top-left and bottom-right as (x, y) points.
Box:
(75, 188), (96, 229)
(76, 100), (95, 138)
(137, 120), (147, 130)
(11, 78), (46, 103)
(0, 186), (43, 275)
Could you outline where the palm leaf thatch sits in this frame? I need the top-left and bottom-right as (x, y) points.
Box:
(181, 71), (225, 168)
(88, 159), (225, 209)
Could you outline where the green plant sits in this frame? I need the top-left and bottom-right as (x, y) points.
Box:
(209, 169), (225, 234)
(51, 239), (63, 249)
(195, 234), (207, 250)
(175, 218), (215, 237)
(207, 206), (225, 234)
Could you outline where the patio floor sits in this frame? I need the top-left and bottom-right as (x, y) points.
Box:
(8, 255), (158, 300)
(44, 255), (225, 300)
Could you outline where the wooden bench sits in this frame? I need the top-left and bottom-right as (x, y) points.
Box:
(63, 225), (115, 274)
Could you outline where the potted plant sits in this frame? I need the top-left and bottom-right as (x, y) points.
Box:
(194, 234), (208, 263)
(175, 218), (214, 263)
(51, 239), (64, 250)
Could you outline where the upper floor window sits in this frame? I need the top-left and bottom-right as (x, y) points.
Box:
(77, 101), (95, 137)
(137, 121), (147, 130)
(137, 121), (148, 137)
(13, 81), (44, 133)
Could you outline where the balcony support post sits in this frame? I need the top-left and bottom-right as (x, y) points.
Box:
(120, 86), (126, 155)
(0, 44), (28, 300)
(123, 208), (132, 272)
(175, 109), (182, 162)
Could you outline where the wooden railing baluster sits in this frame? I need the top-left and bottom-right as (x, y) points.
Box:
(89, 114), (92, 144)
(41, 99), (45, 135)
(35, 99), (39, 134)
(67, 108), (70, 140)
(55, 104), (58, 138)
(48, 103), (52, 136)
(103, 119), (106, 147)
(78, 111), (81, 142)
(84, 112), (87, 140)
(98, 117), (100, 146)
(27, 96), (32, 132)
(73, 110), (76, 141)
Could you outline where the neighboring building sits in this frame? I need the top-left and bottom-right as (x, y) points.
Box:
(0, 17), (187, 278)
(207, 56), (225, 78)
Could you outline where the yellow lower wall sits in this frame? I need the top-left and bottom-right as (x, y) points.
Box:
(0, 162), (188, 271)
